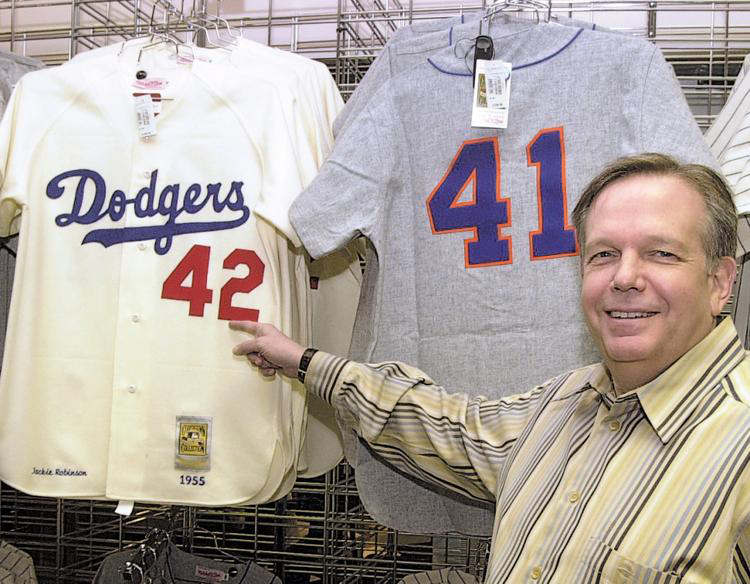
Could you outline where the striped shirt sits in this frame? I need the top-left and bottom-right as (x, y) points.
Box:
(305, 318), (750, 583)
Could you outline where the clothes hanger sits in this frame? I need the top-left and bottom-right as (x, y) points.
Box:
(484, 0), (552, 24)
(135, 2), (195, 63)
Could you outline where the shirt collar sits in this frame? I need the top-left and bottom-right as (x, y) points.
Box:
(589, 318), (745, 443)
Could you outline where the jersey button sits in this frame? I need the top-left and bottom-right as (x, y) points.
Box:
(126, 384), (137, 394)
(137, 242), (147, 251)
(609, 419), (621, 432)
(568, 491), (580, 504)
(530, 566), (542, 580)
(131, 314), (141, 323)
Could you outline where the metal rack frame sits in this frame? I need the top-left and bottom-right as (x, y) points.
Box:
(1, 1), (750, 582)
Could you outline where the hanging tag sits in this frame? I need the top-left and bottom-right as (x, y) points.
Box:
(472, 35), (494, 87)
(115, 500), (135, 516)
(133, 92), (163, 117)
(471, 59), (512, 129)
(134, 94), (157, 139)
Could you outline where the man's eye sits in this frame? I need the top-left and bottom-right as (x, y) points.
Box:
(654, 250), (676, 259)
(587, 251), (613, 263)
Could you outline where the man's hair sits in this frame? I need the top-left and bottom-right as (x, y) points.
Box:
(572, 153), (737, 269)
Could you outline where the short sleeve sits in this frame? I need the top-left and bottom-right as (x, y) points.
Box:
(0, 78), (28, 236)
(332, 46), (394, 139)
(289, 87), (400, 259)
(247, 85), (307, 247)
(638, 46), (717, 167)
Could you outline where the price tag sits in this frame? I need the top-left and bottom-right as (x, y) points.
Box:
(471, 60), (512, 129)
(134, 94), (157, 139)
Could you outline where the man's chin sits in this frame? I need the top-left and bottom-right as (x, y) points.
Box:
(601, 339), (654, 364)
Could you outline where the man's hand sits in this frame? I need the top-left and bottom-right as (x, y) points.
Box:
(229, 321), (306, 379)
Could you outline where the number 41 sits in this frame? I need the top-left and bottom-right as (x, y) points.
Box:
(426, 127), (578, 268)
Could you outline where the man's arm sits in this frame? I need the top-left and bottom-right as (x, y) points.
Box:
(230, 321), (546, 502)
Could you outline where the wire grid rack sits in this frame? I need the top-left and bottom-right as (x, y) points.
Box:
(0, 1), (750, 582)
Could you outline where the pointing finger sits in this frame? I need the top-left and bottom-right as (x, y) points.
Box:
(232, 338), (260, 356)
(229, 320), (261, 335)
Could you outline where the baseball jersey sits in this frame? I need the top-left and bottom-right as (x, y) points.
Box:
(704, 52), (750, 257)
(93, 544), (280, 584)
(290, 20), (717, 534)
(333, 13), (605, 140)
(703, 53), (750, 358)
(0, 47), (312, 505)
(0, 51), (44, 367)
(73, 38), (359, 479)
(0, 542), (37, 584)
(398, 568), (479, 584)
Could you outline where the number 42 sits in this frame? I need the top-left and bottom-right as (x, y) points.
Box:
(426, 127), (578, 268)
(161, 244), (265, 320)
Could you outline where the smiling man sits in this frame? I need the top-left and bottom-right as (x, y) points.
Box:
(232, 153), (750, 583)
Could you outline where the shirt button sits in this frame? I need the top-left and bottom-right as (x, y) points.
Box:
(142, 171), (151, 178)
(616, 559), (634, 582)
(127, 384), (137, 394)
(530, 566), (542, 580)
(568, 491), (580, 504)
(609, 419), (621, 432)
(131, 314), (141, 323)
(137, 242), (147, 251)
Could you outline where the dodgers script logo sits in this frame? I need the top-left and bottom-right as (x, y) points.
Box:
(46, 169), (250, 255)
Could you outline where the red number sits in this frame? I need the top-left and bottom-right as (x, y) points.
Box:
(218, 249), (265, 321)
(162, 246), (265, 320)
(161, 244), (213, 316)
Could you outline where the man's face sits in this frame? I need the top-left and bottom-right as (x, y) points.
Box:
(580, 174), (733, 388)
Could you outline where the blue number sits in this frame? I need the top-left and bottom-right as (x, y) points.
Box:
(427, 129), (578, 266)
(527, 128), (578, 259)
(426, 137), (512, 267)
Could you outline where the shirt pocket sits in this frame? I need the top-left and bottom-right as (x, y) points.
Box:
(581, 537), (694, 584)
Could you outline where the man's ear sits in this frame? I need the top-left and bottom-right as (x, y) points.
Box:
(711, 256), (738, 317)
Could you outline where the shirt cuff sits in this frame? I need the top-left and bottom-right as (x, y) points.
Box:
(303, 351), (351, 405)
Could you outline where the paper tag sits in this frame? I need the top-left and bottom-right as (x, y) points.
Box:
(115, 500), (135, 516)
(133, 92), (162, 117)
(134, 94), (157, 139)
(132, 77), (168, 91)
(175, 416), (212, 471)
(471, 60), (512, 129)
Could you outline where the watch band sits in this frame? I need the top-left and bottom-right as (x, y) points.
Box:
(297, 348), (319, 383)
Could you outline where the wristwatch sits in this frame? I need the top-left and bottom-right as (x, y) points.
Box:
(297, 348), (318, 383)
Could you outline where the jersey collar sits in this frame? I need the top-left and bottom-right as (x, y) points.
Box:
(427, 21), (584, 77)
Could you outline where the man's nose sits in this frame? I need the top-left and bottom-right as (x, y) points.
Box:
(611, 253), (645, 292)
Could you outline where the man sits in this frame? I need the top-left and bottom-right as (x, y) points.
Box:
(231, 153), (750, 582)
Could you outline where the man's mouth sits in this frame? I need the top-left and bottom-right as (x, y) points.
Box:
(607, 311), (658, 319)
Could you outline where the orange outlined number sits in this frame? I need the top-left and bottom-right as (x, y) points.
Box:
(427, 128), (576, 267)
(162, 244), (265, 320)
(527, 128), (578, 259)
(426, 137), (512, 267)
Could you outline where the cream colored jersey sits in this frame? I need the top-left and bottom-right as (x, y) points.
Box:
(74, 39), (360, 478)
(0, 48), (309, 505)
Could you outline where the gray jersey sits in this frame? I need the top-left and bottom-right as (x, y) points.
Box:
(290, 21), (716, 535)
(0, 541), (37, 584)
(334, 14), (605, 139)
(93, 545), (279, 584)
(0, 52), (43, 369)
